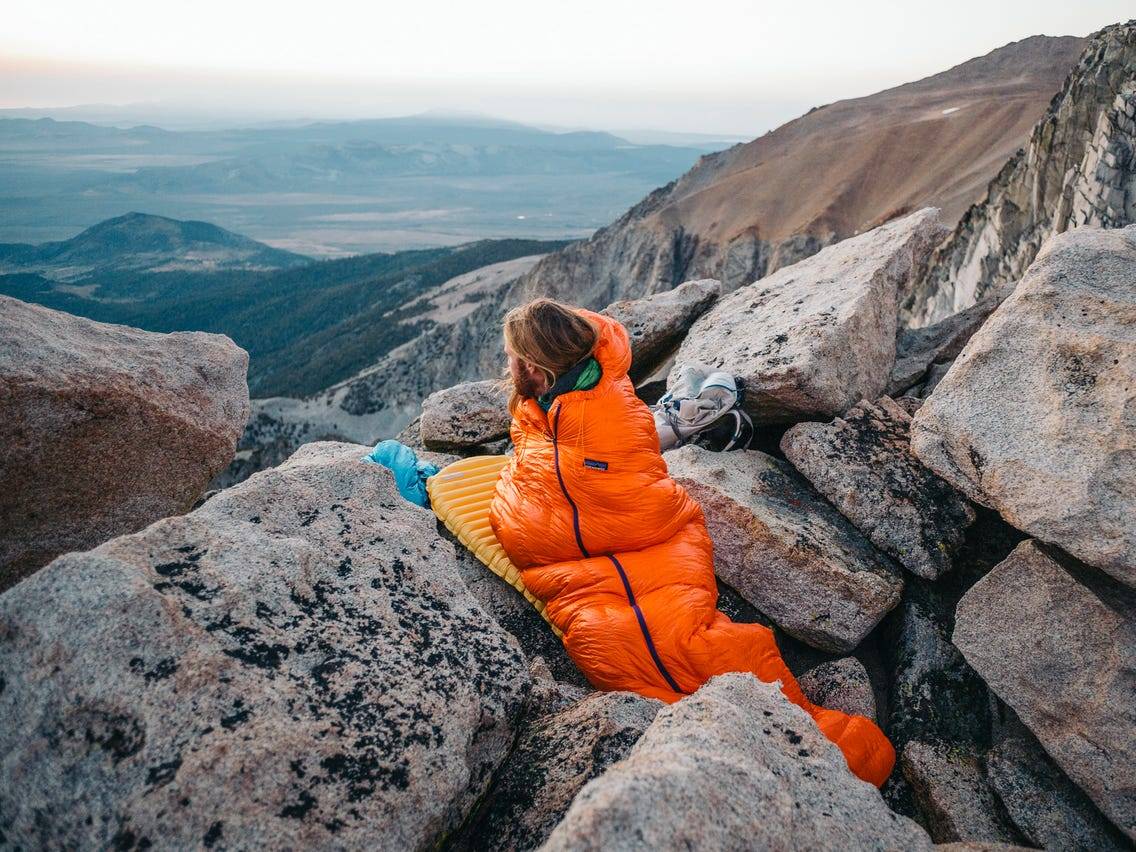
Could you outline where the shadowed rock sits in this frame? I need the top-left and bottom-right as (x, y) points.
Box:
(395, 414), (428, 450)
(881, 578), (992, 756)
(601, 278), (720, 383)
(0, 442), (530, 850)
(887, 284), (1013, 397)
(0, 295), (249, 591)
(782, 396), (975, 579)
(911, 225), (1136, 586)
(878, 508), (1021, 827)
(915, 361), (952, 399)
(542, 673), (933, 851)
(523, 656), (591, 719)
(454, 690), (659, 851)
(671, 208), (947, 423)
(987, 710), (1130, 851)
(667, 445), (904, 653)
(799, 657), (877, 722)
(900, 741), (1021, 844)
(953, 540), (1136, 839)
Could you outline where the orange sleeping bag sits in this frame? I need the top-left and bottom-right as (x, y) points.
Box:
(488, 309), (896, 787)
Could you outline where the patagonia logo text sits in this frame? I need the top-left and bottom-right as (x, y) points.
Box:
(583, 458), (609, 471)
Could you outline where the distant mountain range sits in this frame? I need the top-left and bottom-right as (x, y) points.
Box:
(0, 105), (752, 149)
(0, 212), (309, 281)
(0, 113), (712, 255)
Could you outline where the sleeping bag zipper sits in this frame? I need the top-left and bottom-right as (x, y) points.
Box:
(550, 401), (681, 693)
(552, 404), (589, 558)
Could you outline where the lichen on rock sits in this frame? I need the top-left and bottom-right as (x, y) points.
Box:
(0, 442), (531, 850)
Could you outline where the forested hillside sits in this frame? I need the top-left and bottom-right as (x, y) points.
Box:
(0, 234), (567, 395)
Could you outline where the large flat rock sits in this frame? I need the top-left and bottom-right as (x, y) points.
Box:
(542, 673), (932, 851)
(782, 396), (975, 579)
(0, 442), (530, 850)
(667, 445), (904, 653)
(601, 278), (720, 383)
(671, 208), (947, 423)
(953, 540), (1136, 839)
(0, 295), (250, 590)
(911, 225), (1136, 586)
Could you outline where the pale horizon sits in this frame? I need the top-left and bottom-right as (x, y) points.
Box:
(2, 1), (1131, 136)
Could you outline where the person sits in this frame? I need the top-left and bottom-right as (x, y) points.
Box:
(488, 297), (896, 787)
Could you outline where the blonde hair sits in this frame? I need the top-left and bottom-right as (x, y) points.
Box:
(500, 298), (598, 415)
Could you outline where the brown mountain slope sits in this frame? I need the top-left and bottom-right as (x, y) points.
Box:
(518, 34), (1085, 303)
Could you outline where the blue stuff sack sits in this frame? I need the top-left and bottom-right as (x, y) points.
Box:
(361, 439), (441, 507)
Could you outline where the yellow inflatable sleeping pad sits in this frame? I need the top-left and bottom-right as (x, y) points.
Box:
(426, 455), (562, 638)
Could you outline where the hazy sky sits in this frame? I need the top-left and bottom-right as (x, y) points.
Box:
(2, 1), (1131, 134)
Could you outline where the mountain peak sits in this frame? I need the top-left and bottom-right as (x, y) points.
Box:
(1, 213), (310, 280)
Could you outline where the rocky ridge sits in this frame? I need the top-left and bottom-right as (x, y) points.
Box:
(6, 193), (1134, 846)
(394, 209), (1134, 846)
(904, 21), (1136, 324)
(518, 36), (1085, 304)
(2, 23), (1134, 851)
